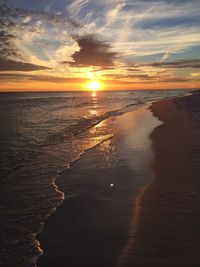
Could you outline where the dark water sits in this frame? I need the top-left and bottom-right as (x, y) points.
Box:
(0, 90), (189, 266)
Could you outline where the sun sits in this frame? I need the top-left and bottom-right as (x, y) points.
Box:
(87, 81), (101, 91)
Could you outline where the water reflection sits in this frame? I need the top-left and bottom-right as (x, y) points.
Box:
(84, 91), (98, 119)
(90, 91), (98, 115)
(72, 92), (114, 163)
(87, 119), (113, 148)
(91, 90), (97, 97)
(83, 93), (118, 170)
(89, 109), (98, 117)
(99, 138), (117, 168)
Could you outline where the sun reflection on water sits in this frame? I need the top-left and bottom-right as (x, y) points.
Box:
(92, 90), (97, 97)
(99, 138), (117, 168)
(73, 90), (117, 170)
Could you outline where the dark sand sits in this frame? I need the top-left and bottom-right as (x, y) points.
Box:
(37, 93), (200, 267)
(120, 93), (200, 266)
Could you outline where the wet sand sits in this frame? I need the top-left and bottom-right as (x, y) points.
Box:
(37, 105), (161, 267)
(121, 93), (200, 266)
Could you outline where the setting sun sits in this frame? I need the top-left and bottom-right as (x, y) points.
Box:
(87, 81), (101, 91)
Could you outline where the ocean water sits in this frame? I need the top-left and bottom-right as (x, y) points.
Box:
(0, 90), (189, 266)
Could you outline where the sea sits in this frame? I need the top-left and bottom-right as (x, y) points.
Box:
(0, 90), (189, 266)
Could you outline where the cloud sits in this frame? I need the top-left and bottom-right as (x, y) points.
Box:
(104, 71), (192, 83)
(161, 77), (190, 82)
(92, 0), (200, 63)
(90, 66), (117, 72)
(149, 59), (200, 68)
(160, 52), (171, 62)
(67, 0), (89, 17)
(68, 34), (118, 67)
(127, 68), (140, 72)
(0, 72), (88, 83)
(104, 73), (154, 80)
(0, 0), (199, 89)
(0, 29), (18, 59)
(0, 3), (82, 61)
(135, 15), (200, 30)
(0, 58), (51, 71)
(0, 3), (81, 28)
(0, 71), (193, 86)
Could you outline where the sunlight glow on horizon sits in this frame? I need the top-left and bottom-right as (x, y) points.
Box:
(0, 1), (200, 91)
(87, 81), (102, 91)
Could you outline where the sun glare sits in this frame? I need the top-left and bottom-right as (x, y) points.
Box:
(87, 81), (101, 91)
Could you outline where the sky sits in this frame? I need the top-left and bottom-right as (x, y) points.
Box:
(0, 0), (200, 91)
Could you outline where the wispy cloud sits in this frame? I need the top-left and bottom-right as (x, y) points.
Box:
(67, 0), (89, 17)
(148, 59), (200, 68)
(0, 3), (82, 65)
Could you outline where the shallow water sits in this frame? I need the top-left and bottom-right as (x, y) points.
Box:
(0, 90), (189, 266)
(38, 104), (162, 267)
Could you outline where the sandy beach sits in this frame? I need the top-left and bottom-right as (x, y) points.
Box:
(124, 93), (200, 266)
(37, 93), (200, 267)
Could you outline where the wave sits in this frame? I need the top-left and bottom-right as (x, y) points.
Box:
(48, 100), (143, 142)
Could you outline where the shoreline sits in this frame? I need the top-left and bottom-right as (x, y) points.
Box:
(122, 93), (200, 266)
(36, 92), (200, 266)
(37, 103), (161, 266)
(0, 90), (196, 267)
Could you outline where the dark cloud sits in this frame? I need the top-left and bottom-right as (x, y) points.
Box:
(95, 66), (116, 71)
(0, 0), (72, 15)
(68, 35), (118, 67)
(0, 30), (17, 58)
(0, 58), (50, 71)
(105, 73), (153, 80)
(127, 68), (140, 72)
(0, 3), (81, 28)
(0, 5), (22, 59)
(0, 72), (88, 83)
(149, 59), (200, 68)
(160, 77), (190, 82)
(104, 73), (192, 83)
